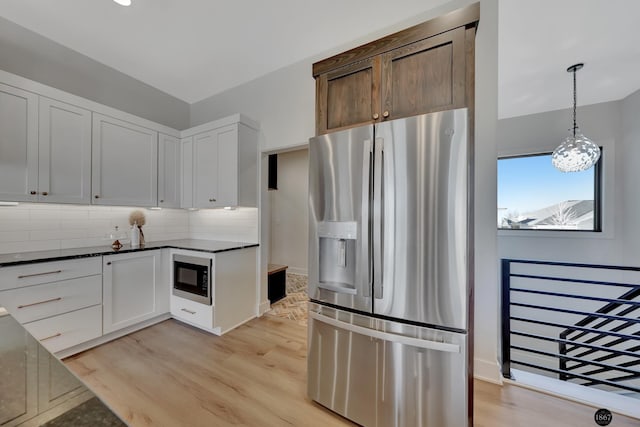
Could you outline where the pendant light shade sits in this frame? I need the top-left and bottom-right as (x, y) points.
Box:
(551, 63), (601, 172)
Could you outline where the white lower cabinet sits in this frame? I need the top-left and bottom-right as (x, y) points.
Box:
(0, 275), (102, 324)
(37, 346), (84, 412)
(24, 305), (102, 354)
(170, 247), (257, 335)
(103, 250), (164, 334)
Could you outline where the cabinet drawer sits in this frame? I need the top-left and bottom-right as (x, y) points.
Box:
(0, 257), (102, 291)
(24, 305), (102, 354)
(0, 275), (102, 324)
(170, 295), (213, 330)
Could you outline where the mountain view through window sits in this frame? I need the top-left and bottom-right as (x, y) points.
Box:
(497, 153), (600, 231)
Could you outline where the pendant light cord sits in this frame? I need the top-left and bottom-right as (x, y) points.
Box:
(572, 68), (577, 138)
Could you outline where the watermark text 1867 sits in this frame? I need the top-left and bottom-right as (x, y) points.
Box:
(594, 408), (612, 426)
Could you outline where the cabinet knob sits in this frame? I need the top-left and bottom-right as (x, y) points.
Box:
(383, 111), (390, 118)
(94, 195), (100, 199)
(30, 191), (37, 195)
(41, 191), (48, 196)
(160, 199), (164, 203)
(209, 198), (216, 202)
(372, 113), (380, 120)
(106, 262), (112, 266)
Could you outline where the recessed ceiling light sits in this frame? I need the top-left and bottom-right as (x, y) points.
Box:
(113, 0), (132, 6)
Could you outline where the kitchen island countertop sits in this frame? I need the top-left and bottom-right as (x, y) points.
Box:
(0, 308), (126, 426)
(0, 239), (259, 267)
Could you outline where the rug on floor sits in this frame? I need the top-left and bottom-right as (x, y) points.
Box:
(265, 273), (308, 326)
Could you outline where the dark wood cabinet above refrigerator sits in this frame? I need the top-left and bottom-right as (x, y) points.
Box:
(312, 2), (479, 135)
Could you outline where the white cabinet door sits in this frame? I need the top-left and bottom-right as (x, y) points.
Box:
(38, 97), (92, 204)
(103, 250), (163, 334)
(92, 113), (158, 206)
(0, 83), (38, 202)
(158, 133), (181, 208)
(180, 137), (193, 208)
(193, 124), (238, 208)
(193, 129), (220, 208)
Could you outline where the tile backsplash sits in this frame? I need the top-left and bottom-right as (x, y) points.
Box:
(189, 208), (258, 243)
(0, 204), (258, 255)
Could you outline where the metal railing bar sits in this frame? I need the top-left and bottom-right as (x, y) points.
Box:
(581, 371), (640, 388)
(511, 302), (640, 325)
(577, 358), (640, 378)
(570, 339), (639, 360)
(566, 322), (639, 350)
(510, 316), (640, 342)
(510, 273), (640, 289)
(510, 288), (640, 307)
(511, 359), (640, 394)
(504, 258), (640, 272)
(511, 345), (640, 376)
(563, 291), (640, 340)
(511, 330), (640, 359)
(560, 319), (638, 350)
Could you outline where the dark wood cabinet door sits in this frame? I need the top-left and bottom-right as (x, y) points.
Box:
(381, 27), (466, 121)
(316, 57), (381, 134)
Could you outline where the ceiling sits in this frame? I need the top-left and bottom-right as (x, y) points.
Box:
(2, 1), (638, 116)
(499, 0), (640, 119)
(0, 0), (449, 104)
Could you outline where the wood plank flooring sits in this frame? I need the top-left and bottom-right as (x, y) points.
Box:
(65, 316), (639, 427)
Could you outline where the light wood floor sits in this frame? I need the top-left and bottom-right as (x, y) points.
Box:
(65, 317), (639, 427)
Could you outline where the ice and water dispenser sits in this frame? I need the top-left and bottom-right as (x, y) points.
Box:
(317, 221), (358, 293)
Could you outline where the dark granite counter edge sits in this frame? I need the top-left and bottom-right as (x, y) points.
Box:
(0, 243), (260, 268)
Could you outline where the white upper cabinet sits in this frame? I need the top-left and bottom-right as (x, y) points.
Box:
(38, 97), (92, 204)
(0, 83), (38, 202)
(187, 118), (258, 209)
(92, 113), (158, 206)
(193, 127), (224, 208)
(158, 133), (181, 208)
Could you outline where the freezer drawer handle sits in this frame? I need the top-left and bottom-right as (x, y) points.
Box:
(309, 311), (460, 353)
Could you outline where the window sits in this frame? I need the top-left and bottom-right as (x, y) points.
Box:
(497, 152), (602, 231)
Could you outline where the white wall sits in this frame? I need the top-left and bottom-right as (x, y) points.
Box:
(621, 89), (640, 264)
(0, 16), (190, 130)
(0, 204), (189, 254)
(269, 149), (309, 275)
(497, 100), (625, 264)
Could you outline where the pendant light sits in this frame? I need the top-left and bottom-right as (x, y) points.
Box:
(551, 63), (601, 172)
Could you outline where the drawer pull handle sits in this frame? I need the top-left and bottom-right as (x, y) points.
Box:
(17, 270), (63, 279)
(181, 308), (196, 315)
(17, 297), (62, 309)
(40, 332), (62, 342)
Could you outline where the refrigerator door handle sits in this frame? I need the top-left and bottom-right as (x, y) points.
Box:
(309, 311), (460, 354)
(373, 138), (384, 299)
(360, 139), (373, 297)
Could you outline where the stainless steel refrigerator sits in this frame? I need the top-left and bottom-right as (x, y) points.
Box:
(307, 109), (472, 427)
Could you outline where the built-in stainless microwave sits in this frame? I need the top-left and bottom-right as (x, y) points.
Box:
(172, 254), (212, 305)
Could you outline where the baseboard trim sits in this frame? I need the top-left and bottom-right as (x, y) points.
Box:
(258, 300), (271, 316)
(473, 358), (502, 384)
(58, 313), (171, 359)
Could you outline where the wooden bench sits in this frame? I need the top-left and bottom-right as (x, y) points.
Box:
(267, 264), (288, 303)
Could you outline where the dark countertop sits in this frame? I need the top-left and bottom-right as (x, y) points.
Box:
(0, 308), (126, 426)
(0, 239), (259, 267)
